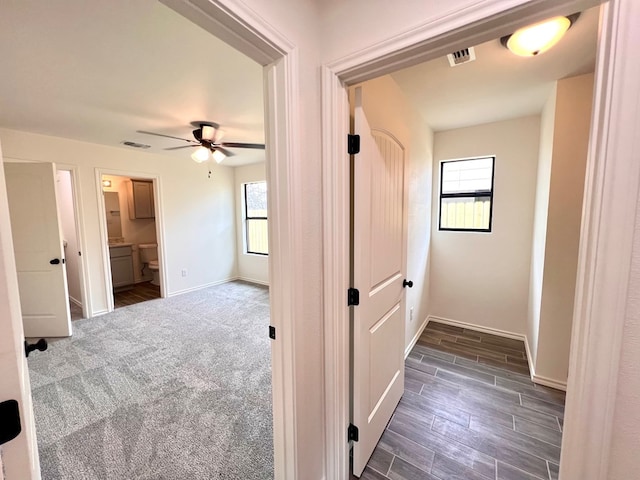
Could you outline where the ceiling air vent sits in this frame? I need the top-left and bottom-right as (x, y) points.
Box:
(122, 141), (151, 149)
(447, 47), (476, 67)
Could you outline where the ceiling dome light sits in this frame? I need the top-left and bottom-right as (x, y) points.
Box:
(212, 150), (226, 164)
(502, 14), (578, 57)
(191, 146), (211, 163)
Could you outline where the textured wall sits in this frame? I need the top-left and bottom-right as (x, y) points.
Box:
(430, 116), (540, 335)
(535, 73), (594, 384)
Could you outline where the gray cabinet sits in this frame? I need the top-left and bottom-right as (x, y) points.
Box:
(128, 180), (155, 219)
(109, 245), (134, 288)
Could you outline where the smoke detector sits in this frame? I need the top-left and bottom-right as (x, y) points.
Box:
(447, 47), (476, 67)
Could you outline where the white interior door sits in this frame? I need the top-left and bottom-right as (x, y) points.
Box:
(352, 87), (408, 477)
(0, 145), (41, 479)
(4, 162), (71, 338)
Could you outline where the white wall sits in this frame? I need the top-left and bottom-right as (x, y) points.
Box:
(234, 163), (269, 285)
(217, 4), (326, 474)
(354, 75), (434, 350)
(0, 128), (238, 315)
(527, 84), (557, 367)
(609, 200), (640, 478)
(430, 116), (540, 335)
(534, 73), (594, 384)
(55, 170), (82, 305)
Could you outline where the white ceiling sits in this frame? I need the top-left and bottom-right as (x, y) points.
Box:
(0, 2), (599, 165)
(391, 6), (599, 132)
(0, 0), (265, 167)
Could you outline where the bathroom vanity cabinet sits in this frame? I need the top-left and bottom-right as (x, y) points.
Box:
(109, 244), (134, 288)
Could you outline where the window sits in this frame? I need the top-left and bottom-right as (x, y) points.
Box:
(244, 181), (268, 255)
(439, 156), (495, 232)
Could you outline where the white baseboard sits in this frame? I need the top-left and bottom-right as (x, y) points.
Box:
(68, 296), (82, 308)
(167, 277), (238, 297)
(237, 276), (270, 286)
(531, 373), (567, 391)
(405, 316), (429, 359)
(522, 333), (567, 391)
(427, 315), (525, 341)
(91, 308), (109, 317)
(427, 315), (567, 391)
(523, 335), (536, 382)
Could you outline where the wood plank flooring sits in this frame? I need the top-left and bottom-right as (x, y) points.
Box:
(358, 321), (565, 480)
(114, 281), (160, 308)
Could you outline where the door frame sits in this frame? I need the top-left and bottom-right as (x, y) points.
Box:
(132, 2), (301, 477)
(95, 169), (167, 312)
(321, 0), (640, 479)
(56, 164), (90, 320)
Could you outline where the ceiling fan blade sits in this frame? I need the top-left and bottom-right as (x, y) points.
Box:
(137, 130), (197, 143)
(219, 142), (265, 150)
(214, 147), (235, 157)
(165, 144), (200, 150)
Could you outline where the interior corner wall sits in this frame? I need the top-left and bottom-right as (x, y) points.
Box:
(0, 128), (238, 316)
(430, 116), (541, 335)
(55, 169), (82, 304)
(534, 73), (594, 384)
(234, 162), (269, 285)
(527, 83), (558, 367)
(354, 75), (434, 350)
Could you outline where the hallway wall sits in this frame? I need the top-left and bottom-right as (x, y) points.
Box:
(528, 73), (594, 386)
(430, 116), (541, 335)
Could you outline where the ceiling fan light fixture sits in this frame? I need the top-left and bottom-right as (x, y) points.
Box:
(201, 124), (216, 141)
(212, 150), (226, 164)
(191, 146), (211, 163)
(502, 15), (576, 57)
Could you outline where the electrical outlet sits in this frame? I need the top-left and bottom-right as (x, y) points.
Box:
(410, 307), (414, 322)
(181, 269), (187, 277)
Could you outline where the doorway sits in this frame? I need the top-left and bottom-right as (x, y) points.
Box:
(348, 10), (596, 480)
(55, 167), (87, 320)
(322, 1), (639, 478)
(97, 172), (164, 310)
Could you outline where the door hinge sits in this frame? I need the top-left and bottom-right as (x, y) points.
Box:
(348, 288), (360, 306)
(269, 325), (276, 340)
(348, 134), (360, 155)
(0, 400), (21, 446)
(348, 423), (359, 442)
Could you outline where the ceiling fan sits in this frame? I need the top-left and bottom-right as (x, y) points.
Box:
(137, 121), (265, 164)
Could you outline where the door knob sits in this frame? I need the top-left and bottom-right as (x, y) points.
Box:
(50, 258), (60, 265)
(24, 339), (48, 357)
(403, 279), (413, 288)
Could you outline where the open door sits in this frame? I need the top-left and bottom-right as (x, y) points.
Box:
(4, 162), (71, 338)
(351, 86), (408, 476)
(0, 145), (41, 479)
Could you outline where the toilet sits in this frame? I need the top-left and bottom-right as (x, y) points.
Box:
(138, 243), (160, 286)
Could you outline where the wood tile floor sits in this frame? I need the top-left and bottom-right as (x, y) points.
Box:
(114, 281), (161, 308)
(358, 321), (565, 480)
